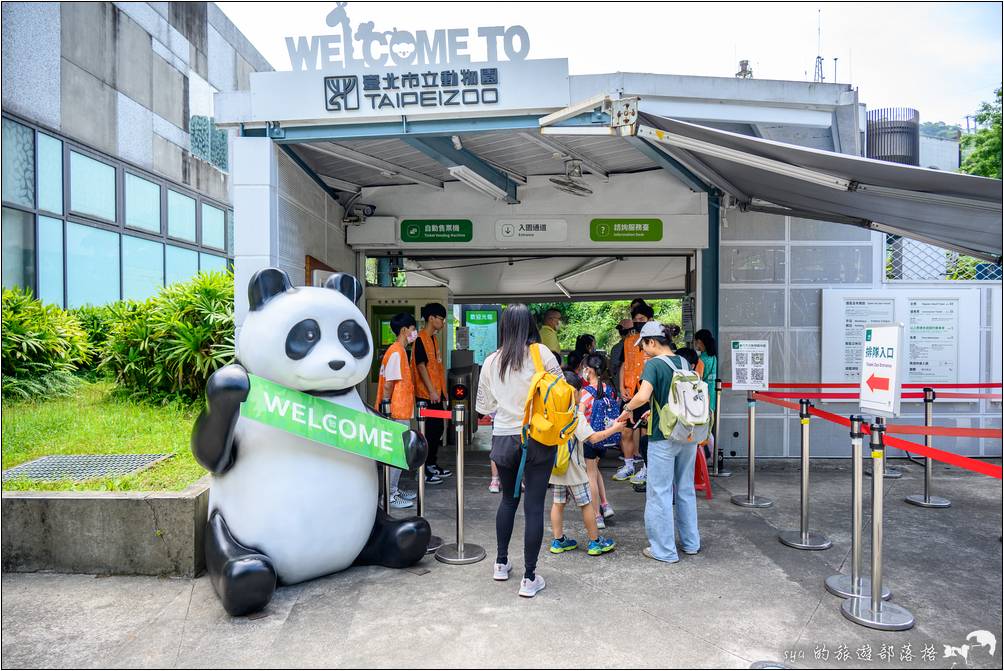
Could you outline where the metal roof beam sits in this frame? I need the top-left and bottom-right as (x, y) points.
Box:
(624, 137), (708, 194)
(402, 136), (518, 203)
(299, 142), (444, 190)
(317, 174), (362, 194)
(519, 132), (609, 180)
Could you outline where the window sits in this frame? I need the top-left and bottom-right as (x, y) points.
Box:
(66, 222), (119, 308)
(69, 151), (116, 221)
(122, 235), (164, 300)
(226, 210), (234, 255)
(201, 202), (225, 250)
(1, 207), (35, 292)
(167, 190), (196, 241)
(125, 173), (161, 233)
(2, 118), (34, 208)
(166, 245), (199, 286)
(199, 252), (228, 274)
(37, 133), (63, 215)
(37, 216), (63, 306)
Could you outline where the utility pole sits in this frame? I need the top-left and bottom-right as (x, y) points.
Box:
(833, 57), (839, 83)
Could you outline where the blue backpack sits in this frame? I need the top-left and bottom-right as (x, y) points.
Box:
(583, 383), (621, 448)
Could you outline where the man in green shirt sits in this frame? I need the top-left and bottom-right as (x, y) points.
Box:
(538, 309), (562, 357)
(617, 321), (700, 563)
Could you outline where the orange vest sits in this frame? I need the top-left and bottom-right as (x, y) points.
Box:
(622, 339), (650, 396)
(412, 329), (446, 399)
(377, 341), (415, 420)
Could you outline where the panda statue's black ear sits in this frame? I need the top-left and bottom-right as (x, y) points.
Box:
(248, 268), (293, 311)
(324, 273), (364, 304)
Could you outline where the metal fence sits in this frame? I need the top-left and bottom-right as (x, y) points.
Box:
(885, 235), (1002, 281)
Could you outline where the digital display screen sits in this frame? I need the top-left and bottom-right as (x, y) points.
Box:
(380, 320), (395, 346)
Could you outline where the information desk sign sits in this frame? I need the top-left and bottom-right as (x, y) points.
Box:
(730, 340), (769, 391)
(859, 324), (903, 418)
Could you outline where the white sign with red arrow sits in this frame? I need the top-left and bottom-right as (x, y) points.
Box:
(859, 323), (903, 418)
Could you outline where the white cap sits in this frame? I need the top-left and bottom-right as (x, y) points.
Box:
(635, 321), (665, 345)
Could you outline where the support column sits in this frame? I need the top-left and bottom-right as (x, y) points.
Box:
(232, 136), (279, 330)
(700, 191), (721, 339)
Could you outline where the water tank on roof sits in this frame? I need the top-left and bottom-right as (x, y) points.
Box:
(866, 108), (920, 165)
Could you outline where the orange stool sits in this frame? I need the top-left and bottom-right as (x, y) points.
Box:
(695, 447), (712, 500)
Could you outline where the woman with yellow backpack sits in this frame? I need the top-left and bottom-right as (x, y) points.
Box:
(475, 304), (563, 598)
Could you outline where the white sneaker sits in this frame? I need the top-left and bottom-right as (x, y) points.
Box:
(595, 514), (606, 530)
(397, 488), (418, 500)
(630, 465), (648, 485)
(612, 463), (635, 481)
(601, 503), (615, 519)
(493, 561), (512, 581)
(389, 495), (414, 509)
(518, 574), (546, 598)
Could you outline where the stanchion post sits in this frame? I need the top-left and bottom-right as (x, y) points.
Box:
(826, 416), (891, 600)
(435, 402), (486, 565)
(731, 391), (773, 508)
(379, 400), (391, 512)
(841, 417), (914, 630)
(779, 400), (831, 550)
(711, 379), (731, 477)
(415, 401), (443, 554)
(906, 387), (951, 508)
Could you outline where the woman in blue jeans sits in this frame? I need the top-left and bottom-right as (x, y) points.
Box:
(617, 321), (700, 562)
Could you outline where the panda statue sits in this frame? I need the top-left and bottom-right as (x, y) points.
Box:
(191, 268), (431, 616)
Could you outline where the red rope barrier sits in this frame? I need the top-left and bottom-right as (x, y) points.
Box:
(879, 432), (1002, 479)
(759, 391), (860, 400)
(903, 383), (1003, 389)
(884, 425), (1003, 439)
(723, 382), (1002, 390)
(934, 392), (1003, 400)
(751, 393), (801, 412)
(419, 409), (452, 420)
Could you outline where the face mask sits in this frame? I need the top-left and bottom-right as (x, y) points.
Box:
(406, 330), (419, 344)
(633, 321), (647, 332)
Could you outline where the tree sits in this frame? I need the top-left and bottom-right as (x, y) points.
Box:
(920, 121), (961, 140)
(961, 86), (1002, 179)
(529, 299), (683, 353)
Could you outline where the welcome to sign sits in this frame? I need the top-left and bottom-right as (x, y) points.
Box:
(241, 374), (409, 469)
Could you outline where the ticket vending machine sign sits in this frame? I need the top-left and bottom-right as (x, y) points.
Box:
(859, 323), (903, 418)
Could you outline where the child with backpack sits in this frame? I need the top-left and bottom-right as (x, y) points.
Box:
(617, 322), (710, 563)
(549, 371), (623, 557)
(578, 353), (619, 528)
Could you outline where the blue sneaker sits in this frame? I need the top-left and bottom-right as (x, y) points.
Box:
(587, 536), (616, 555)
(549, 536), (578, 553)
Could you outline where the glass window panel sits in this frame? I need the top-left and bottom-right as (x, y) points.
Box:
(125, 173), (161, 233)
(199, 252), (228, 274)
(69, 151), (116, 221)
(201, 202), (225, 249)
(226, 210), (234, 255)
(122, 235), (163, 301)
(66, 222), (119, 307)
(1, 207), (35, 292)
(38, 216), (64, 306)
(2, 118), (35, 208)
(167, 190), (196, 241)
(790, 246), (873, 284)
(37, 133), (63, 214)
(166, 245), (199, 285)
(720, 246), (786, 283)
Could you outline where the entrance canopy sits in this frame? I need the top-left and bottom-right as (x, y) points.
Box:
(627, 113), (1003, 262)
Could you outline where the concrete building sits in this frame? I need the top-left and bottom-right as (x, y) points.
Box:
(1, 2), (270, 307)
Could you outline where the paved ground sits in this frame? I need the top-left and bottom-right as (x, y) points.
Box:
(2, 445), (1001, 669)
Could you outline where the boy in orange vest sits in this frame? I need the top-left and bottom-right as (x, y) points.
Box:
(377, 313), (422, 508)
(614, 302), (654, 483)
(412, 303), (453, 483)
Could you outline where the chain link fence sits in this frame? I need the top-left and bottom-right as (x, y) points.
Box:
(885, 235), (1002, 281)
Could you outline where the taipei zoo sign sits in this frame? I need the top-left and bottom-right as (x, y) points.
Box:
(286, 3), (531, 71)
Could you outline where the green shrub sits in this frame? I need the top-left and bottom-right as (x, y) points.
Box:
(69, 304), (116, 374)
(102, 271), (235, 403)
(1, 287), (90, 400)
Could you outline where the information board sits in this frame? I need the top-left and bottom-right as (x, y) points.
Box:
(730, 340), (769, 391)
(463, 307), (499, 365)
(821, 289), (980, 390)
(859, 324), (903, 418)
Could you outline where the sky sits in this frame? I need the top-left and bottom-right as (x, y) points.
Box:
(218, 1), (1002, 128)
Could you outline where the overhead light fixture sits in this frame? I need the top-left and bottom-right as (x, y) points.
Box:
(448, 165), (508, 200)
(637, 126), (853, 191)
(550, 160), (593, 197)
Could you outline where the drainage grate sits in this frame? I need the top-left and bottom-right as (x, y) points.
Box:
(2, 454), (171, 482)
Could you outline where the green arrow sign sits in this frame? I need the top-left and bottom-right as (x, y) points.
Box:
(240, 374), (409, 469)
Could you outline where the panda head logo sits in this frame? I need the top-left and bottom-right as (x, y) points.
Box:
(238, 269), (372, 392)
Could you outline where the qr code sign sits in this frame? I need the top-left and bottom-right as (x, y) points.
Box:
(752, 353), (764, 366)
(736, 352), (749, 366)
(735, 367), (749, 384)
(751, 367), (765, 382)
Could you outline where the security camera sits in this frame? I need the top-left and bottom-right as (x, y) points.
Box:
(355, 203), (376, 217)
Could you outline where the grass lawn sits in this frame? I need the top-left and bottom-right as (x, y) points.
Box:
(2, 380), (207, 491)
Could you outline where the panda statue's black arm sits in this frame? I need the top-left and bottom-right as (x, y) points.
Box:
(191, 363), (250, 474)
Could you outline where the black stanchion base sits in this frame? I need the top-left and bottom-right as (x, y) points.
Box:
(435, 542), (486, 565)
(824, 574), (891, 601)
(865, 467), (903, 479)
(425, 535), (444, 555)
(710, 470), (733, 478)
(841, 597), (915, 631)
(905, 494), (951, 508)
(731, 494), (773, 508)
(778, 530), (832, 550)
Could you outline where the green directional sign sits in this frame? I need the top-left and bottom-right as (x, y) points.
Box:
(590, 218), (663, 242)
(240, 374), (409, 469)
(401, 219), (473, 243)
(465, 310), (497, 325)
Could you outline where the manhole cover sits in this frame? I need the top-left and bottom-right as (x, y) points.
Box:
(2, 454), (171, 482)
